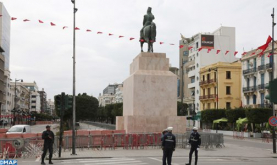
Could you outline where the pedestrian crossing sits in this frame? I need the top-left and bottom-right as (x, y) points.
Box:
(61, 158), (148, 165)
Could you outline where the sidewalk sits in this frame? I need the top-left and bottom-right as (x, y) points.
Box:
(52, 142), (277, 160)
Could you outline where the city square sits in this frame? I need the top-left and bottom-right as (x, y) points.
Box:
(0, 0), (277, 165)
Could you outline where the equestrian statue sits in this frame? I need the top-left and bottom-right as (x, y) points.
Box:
(140, 7), (156, 53)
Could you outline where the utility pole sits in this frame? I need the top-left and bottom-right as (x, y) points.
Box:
(271, 8), (276, 154)
(58, 92), (65, 158)
(71, 0), (77, 155)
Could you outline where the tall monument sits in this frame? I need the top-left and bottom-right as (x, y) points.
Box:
(116, 8), (187, 133)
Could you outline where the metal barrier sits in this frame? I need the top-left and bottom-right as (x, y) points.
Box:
(233, 131), (245, 140)
(0, 137), (58, 159)
(0, 132), (224, 159)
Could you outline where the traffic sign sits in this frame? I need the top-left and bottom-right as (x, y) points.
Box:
(269, 116), (277, 127)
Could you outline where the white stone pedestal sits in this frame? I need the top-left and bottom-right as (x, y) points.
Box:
(116, 52), (186, 133)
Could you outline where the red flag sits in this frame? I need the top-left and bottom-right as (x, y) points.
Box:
(160, 42), (164, 44)
(268, 52), (277, 57)
(257, 36), (272, 56)
(251, 52), (255, 55)
(198, 48), (202, 52)
(119, 36), (124, 38)
(39, 20), (44, 23)
(216, 50), (221, 54)
(170, 44), (175, 45)
(242, 52), (247, 56)
(179, 45), (184, 49)
(86, 29), (91, 32)
(130, 38), (135, 40)
(188, 46), (193, 50)
(50, 22), (56, 26)
(23, 19), (30, 22)
(97, 32), (103, 34)
(63, 26), (68, 29)
(11, 17), (17, 20)
(234, 51), (238, 56)
(109, 33), (113, 36)
(225, 51), (229, 55)
(207, 49), (211, 53)
(75, 27), (80, 30)
(0, 15), (2, 17)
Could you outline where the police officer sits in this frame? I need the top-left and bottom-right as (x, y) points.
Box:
(186, 127), (201, 165)
(41, 125), (55, 165)
(162, 127), (176, 165)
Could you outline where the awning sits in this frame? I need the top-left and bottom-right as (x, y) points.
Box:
(236, 118), (248, 125)
(213, 118), (228, 124)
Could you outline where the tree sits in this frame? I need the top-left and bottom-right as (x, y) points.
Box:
(226, 108), (246, 130)
(201, 109), (226, 124)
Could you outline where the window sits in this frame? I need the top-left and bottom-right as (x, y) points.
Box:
(207, 103), (211, 109)
(32, 95), (36, 98)
(202, 75), (205, 81)
(207, 74), (210, 81)
(226, 86), (231, 95)
(254, 58), (257, 68)
(261, 55), (265, 65)
(226, 71), (231, 79)
(31, 106), (36, 108)
(214, 102), (216, 108)
(261, 74), (265, 85)
(246, 96), (250, 105)
(196, 42), (199, 48)
(203, 103), (205, 110)
(191, 77), (195, 83)
(226, 102), (231, 109)
(197, 53), (199, 57)
(31, 100), (36, 103)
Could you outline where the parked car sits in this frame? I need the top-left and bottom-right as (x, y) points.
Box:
(6, 125), (31, 134)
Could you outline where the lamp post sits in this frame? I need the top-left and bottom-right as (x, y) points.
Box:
(12, 79), (23, 125)
(71, 0), (78, 155)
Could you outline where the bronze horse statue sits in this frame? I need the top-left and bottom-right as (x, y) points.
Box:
(140, 7), (156, 53)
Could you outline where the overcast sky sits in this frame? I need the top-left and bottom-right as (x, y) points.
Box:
(1, 0), (277, 100)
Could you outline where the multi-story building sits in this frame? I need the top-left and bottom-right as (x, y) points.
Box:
(169, 66), (180, 97)
(0, 2), (10, 70)
(47, 99), (55, 116)
(103, 84), (119, 95)
(98, 93), (115, 107)
(0, 49), (4, 117)
(38, 88), (47, 113)
(2, 70), (12, 119)
(183, 26), (238, 127)
(21, 82), (41, 113)
(241, 41), (277, 108)
(114, 84), (123, 103)
(199, 61), (242, 110)
(10, 83), (30, 112)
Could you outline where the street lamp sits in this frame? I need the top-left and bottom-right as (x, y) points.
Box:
(12, 78), (23, 125)
(70, 0), (78, 156)
(208, 68), (219, 110)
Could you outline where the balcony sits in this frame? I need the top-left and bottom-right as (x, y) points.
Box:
(258, 83), (268, 91)
(266, 63), (273, 71)
(258, 65), (266, 71)
(199, 79), (216, 86)
(243, 86), (257, 93)
(243, 68), (257, 75)
(199, 94), (217, 100)
(188, 82), (195, 89)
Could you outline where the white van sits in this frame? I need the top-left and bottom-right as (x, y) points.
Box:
(6, 125), (31, 134)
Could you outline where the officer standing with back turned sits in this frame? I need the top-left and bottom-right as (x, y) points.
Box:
(162, 127), (176, 165)
(186, 127), (201, 165)
(41, 125), (55, 165)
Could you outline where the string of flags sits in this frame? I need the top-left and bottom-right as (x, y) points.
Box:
(1, 15), (276, 57)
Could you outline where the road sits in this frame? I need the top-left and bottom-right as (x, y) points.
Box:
(18, 156), (276, 165)
(30, 124), (59, 134)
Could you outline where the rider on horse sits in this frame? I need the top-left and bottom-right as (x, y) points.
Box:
(140, 7), (155, 39)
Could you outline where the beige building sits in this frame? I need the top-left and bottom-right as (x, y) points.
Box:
(10, 83), (30, 113)
(114, 84), (123, 104)
(98, 93), (115, 107)
(199, 61), (242, 110)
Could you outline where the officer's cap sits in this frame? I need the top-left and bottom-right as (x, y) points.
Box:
(167, 127), (173, 131)
(193, 127), (198, 131)
(46, 125), (51, 128)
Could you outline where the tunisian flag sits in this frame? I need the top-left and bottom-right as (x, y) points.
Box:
(39, 20), (44, 23)
(257, 36), (272, 56)
(50, 22), (56, 26)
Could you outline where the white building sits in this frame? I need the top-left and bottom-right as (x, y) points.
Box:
(241, 42), (277, 108)
(21, 82), (41, 113)
(98, 93), (115, 107)
(47, 99), (55, 116)
(114, 84), (123, 103)
(184, 26), (238, 127)
(10, 83), (30, 112)
(2, 70), (12, 117)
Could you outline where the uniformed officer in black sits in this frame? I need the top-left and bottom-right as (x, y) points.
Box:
(162, 127), (176, 165)
(41, 125), (55, 165)
(186, 127), (201, 165)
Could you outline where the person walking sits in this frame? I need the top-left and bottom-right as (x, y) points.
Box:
(186, 127), (201, 165)
(162, 127), (176, 165)
(41, 125), (55, 165)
